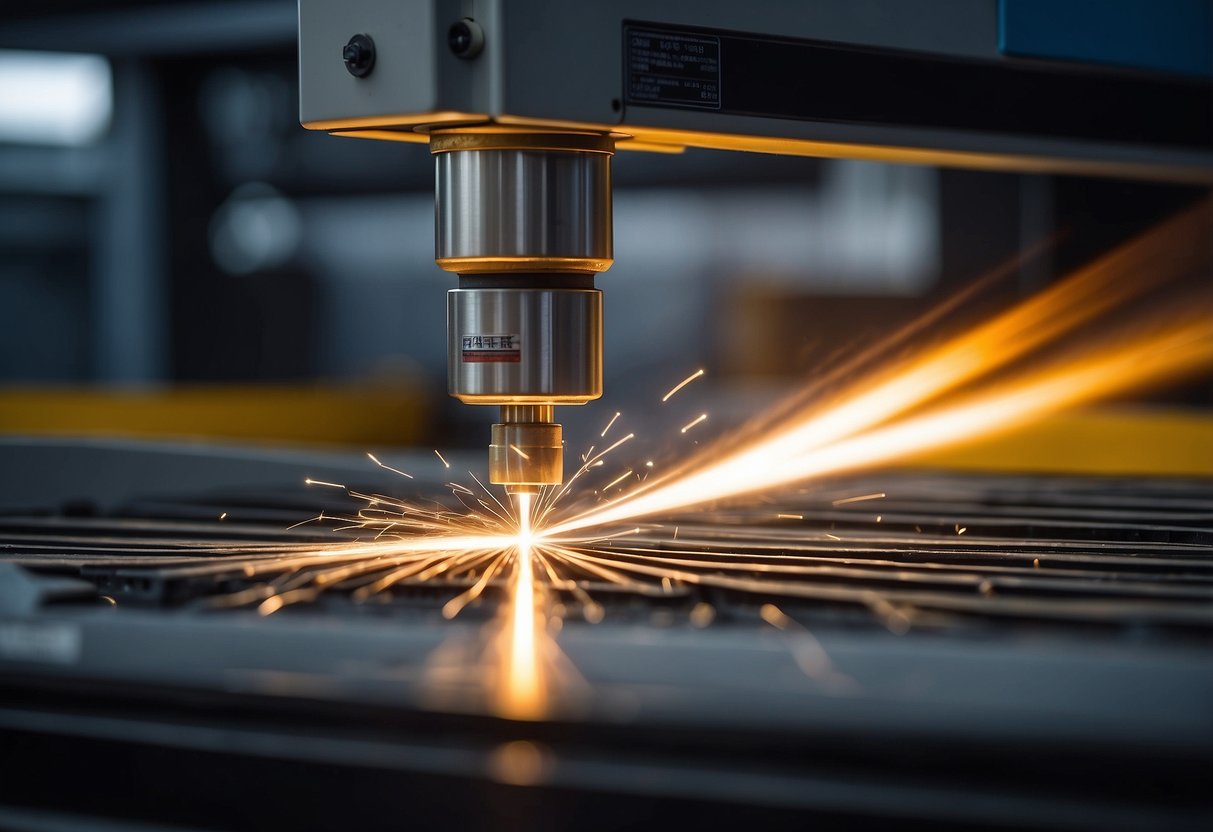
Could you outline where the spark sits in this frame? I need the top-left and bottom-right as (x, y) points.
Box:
(367, 452), (414, 479)
(511, 444), (531, 460)
(285, 511), (323, 530)
(542, 200), (1213, 539)
(441, 553), (508, 619)
(593, 432), (635, 464)
(832, 492), (886, 506)
(601, 411), (621, 437)
(777, 513), (803, 520)
(662, 368), (705, 402)
(434, 449), (450, 468)
(305, 478), (345, 489)
(219, 512), (227, 521)
(680, 414), (708, 434)
(546, 315), (1212, 538)
(536, 432), (635, 523)
(603, 470), (633, 492)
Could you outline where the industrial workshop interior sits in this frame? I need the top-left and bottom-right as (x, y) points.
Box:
(0, 1), (1211, 829)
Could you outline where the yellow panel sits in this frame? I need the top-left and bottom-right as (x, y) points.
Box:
(0, 384), (431, 447)
(900, 408), (1213, 477)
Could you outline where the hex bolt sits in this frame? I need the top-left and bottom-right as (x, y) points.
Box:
(342, 33), (376, 78)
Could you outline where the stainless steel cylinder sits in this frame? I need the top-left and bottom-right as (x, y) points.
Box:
(432, 133), (613, 274)
(448, 287), (602, 404)
(433, 133), (614, 491)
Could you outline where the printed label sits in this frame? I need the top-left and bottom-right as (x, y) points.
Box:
(462, 334), (521, 363)
(625, 26), (721, 110)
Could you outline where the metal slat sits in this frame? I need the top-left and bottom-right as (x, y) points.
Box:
(0, 473), (1209, 634)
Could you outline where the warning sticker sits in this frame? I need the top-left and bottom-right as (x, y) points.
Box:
(461, 334), (521, 363)
(625, 26), (721, 110)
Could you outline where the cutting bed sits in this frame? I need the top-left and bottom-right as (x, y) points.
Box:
(0, 441), (1209, 831)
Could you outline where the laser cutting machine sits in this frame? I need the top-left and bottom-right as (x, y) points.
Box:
(298, 0), (1213, 491)
(0, 5), (1212, 829)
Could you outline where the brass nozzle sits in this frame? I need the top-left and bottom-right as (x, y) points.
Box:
(489, 405), (563, 494)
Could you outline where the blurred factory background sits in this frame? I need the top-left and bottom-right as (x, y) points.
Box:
(0, 0), (1208, 457)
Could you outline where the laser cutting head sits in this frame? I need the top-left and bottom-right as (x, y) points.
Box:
(432, 132), (613, 492)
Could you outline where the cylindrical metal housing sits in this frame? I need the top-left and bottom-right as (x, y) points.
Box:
(432, 133), (613, 274)
(448, 287), (602, 404)
(432, 133), (614, 491)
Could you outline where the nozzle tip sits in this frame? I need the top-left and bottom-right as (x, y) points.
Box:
(489, 420), (563, 489)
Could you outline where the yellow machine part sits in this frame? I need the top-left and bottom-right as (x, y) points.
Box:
(901, 407), (1213, 478)
(0, 384), (430, 447)
(0, 388), (1206, 476)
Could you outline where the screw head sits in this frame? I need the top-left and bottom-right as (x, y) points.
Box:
(448, 19), (484, 59)
(342, 33), (375, 78)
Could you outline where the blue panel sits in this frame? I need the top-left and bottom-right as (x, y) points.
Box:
(999, 0), (1212, 78)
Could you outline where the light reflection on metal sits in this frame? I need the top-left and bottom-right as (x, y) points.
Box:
(496, 492), (546, 720)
